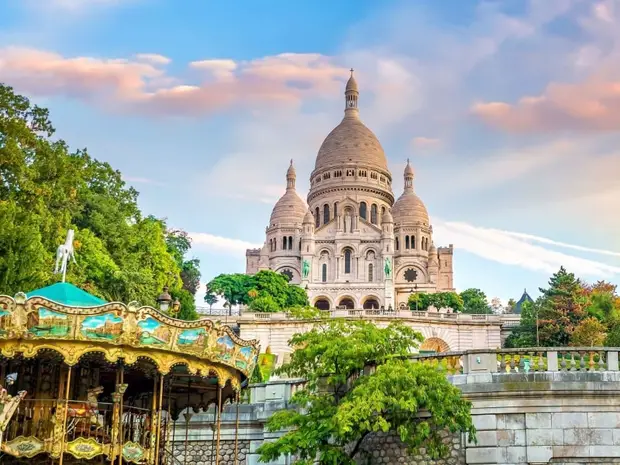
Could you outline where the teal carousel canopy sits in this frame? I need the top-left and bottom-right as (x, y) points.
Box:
(27, 282), (106, 307)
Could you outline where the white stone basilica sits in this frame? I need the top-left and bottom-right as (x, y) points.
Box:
(246, 72), (454, 310)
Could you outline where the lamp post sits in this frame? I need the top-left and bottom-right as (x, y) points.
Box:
(157, 286), (172, 312)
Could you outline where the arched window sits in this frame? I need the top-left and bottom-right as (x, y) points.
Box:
(381, 206), (386, 215)
(282, 237), (287, 250)
(299, 239), (302, 251)
(371, 204), (378, 224)
(359, 202), (367, 220)
(315, 298), (330, 310)
(368, 263), (374, 282)
(405, 236), (410, 249)
(395, 237), (399, 251)
(334, 202), (338, 218)
(288, 236), (293, 250)
(344, 249), (352, 274)
(322, 263), (327, 283)
(412, 235), (416, 249)
(323, 204), (330, 225)
(315, 207), (320, 228)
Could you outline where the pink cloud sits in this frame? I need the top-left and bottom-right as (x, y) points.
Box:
(412, 136), (441, 149)
(471, 76), (620, 133)
(0, 47), (349, 116)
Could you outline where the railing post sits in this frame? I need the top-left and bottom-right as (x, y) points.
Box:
(547, 351), (559, 371)
(608, 351), (619, 371)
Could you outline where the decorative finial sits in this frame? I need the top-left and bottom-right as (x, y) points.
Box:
(407, 158), (410, 164)
(350, 68), (354, 77)
(290, 159), (293, 166)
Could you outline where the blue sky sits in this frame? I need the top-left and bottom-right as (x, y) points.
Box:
(1, 0), (619, 305)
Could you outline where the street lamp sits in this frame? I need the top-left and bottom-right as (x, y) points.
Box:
(157, 286), (172, 312)
(171, 298), (181, 317)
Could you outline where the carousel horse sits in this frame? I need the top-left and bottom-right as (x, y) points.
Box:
(66, 386), (105, 436)
(0, 385), (28, 448)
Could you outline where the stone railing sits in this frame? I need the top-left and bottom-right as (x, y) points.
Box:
(408, 347), (620, 375)
(236, 309), (506, 323)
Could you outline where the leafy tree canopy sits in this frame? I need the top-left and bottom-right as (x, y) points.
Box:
(206, 270), (308, 313)
(257, 315), (475, 464)
(505, 267), (620, 348)
(407, 292), (464, 312)
(0, 84), (200, 318)
(459, 288), (492, 314)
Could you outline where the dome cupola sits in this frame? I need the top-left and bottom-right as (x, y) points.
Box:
(392, 159), (430, 226)
(269, 160), (307, 226)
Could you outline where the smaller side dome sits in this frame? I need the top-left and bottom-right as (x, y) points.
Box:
(346, 68), (358, 93)
(381, 209), (394, 224)
(392, 159), (430, 226)
(269, 161), (307, 226)
(303, 210), (314, 224)
(404, 158), (414, 176)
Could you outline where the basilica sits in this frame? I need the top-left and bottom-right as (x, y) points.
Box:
(246, 72), (454, 310)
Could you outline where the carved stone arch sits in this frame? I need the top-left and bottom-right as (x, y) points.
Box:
(338, 244), (358, 256)
(336, 295), (357, 309)
(420, 337), (450, 353)
(361, 245), (378, 259)
(313, 296), (333, 311)
(361, 295), (381, 310)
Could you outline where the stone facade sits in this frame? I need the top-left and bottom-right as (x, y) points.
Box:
(171, 440), (250, 465)
(246, 72), (454, 311)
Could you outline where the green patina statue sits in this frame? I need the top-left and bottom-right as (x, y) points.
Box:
(302, 259), (311, 279)
(384, 257), (392, 279)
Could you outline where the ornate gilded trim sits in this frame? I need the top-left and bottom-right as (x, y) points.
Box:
(65, 437), (105, 460)
(2, 435), (45, 458)
(123, 441), (147, 463)
(0, 294), (260, 379)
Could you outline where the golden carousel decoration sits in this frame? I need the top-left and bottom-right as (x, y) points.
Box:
(0, 277), (259, 465)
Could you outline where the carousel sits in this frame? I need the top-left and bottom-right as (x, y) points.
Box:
(0, 277), (259, 465)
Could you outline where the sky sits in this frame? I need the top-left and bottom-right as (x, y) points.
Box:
(0, 0), (619, 305)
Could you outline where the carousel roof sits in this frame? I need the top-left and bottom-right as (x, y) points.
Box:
(27, 282), (107, 307)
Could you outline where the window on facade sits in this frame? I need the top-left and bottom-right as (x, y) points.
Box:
(321, 263), (327, 282)
(370, 172), (378, 180)
(381, 206), (386, 215)
(344, 249), (352, 274)
(346, 169), (354, 176)
(368, 263), (374, 282)
(405, 236), (410, 249)
(371, 204), (378, 224)
(282, 237), (287, 250)
(323, 204), (330, 225)
(412, 235), (416, 249)
(288, 236), (293, 250)
(315, 207), (320, 228)
(395, 237), (399, 250)
(299, 239), (302, 251)
(334, 202), (338, 218)
(359, 202), (367, 220)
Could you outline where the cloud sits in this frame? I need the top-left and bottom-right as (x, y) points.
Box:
(122, 176), (163, 186)
(412, 137), (441, 149)
(189, 232), (262, 256)
(433, 219), (620, 278)
(0, 47), (349, 116)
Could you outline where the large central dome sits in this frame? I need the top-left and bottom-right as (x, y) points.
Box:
(313, 72), (389, 173)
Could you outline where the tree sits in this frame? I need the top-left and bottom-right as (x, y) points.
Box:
(408, 292), (463, 312)
(0, 84), (200, 319)
(204, 291), (218, 310)
(459, 288), (492, 314)
(249, 295), (280, 313)
(570, 317), (607, 347)
(257, 315), (476, 464)
(506, 298), (517, 313)
(206, 270), (308, 313)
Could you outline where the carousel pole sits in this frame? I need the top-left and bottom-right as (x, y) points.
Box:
(154, 374), (164, 465)
(214, 385), (223, 465)
(183, 379), (191, 465)
(58, 365), (73, 465)
(150, 376), (158, 465)
(233, 391), (240, 465)
(117, 365), (125, 465)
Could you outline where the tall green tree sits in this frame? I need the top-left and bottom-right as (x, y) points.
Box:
(257, 314), (475, 464)
(0, 84), (200, 319)
(459, 288), (492, 314)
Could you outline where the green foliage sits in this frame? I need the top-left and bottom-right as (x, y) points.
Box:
(407, 292), (463, 312)
(0, 84), (200, 319)
(506, 298), (517, 313)
(203, 291), (218, 309)
(256, 353), (277, 382)
(459, 288), (492, 314)
(505, 269), (620, 348)
(257, 319), (475, 464)
(206, 270), (308, 313)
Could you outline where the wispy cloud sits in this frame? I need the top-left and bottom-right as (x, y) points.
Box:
(122, 176), (163, 186)
(189, 232), (262, 256)
(433, 219), (620, 278)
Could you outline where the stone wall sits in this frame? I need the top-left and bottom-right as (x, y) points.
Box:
(171, 439), (250, 465)
(355, 431), (464, 465)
